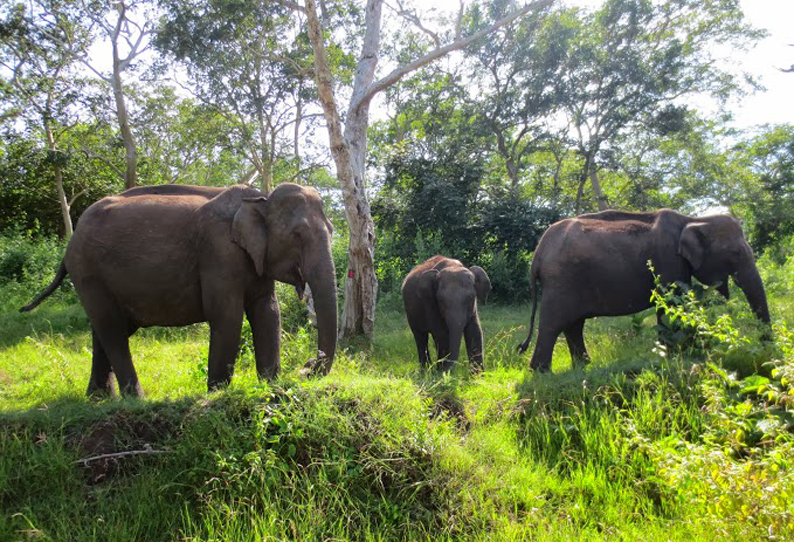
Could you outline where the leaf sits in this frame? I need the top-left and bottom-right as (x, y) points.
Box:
(739, 375), (770, 395)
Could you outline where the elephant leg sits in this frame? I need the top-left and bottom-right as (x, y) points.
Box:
(246, 285), (281, 381)
(205, 293), (244, 391)
(87, 323), (139, 397)
(79, 282), (143, 397)
(432, 330), (451, 372)
(411, 329), (431, 369)
(464, 315), (485, 375)
(564, 318), (590, 367)
(528, 297), (568, 373)
(87, 328), (115, 397)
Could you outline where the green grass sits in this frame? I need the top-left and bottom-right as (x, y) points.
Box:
(2, 260), (794, 541)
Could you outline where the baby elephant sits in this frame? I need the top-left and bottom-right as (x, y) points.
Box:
(402, 256), (492, 373)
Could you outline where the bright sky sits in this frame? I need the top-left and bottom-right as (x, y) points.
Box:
(728, 0), (794, 129)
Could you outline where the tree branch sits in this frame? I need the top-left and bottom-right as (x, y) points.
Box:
(355, 0), (554, 112)
(75, 448), (171, 466)
(387, 0), (441, 47)
(274, 0), (307, 14)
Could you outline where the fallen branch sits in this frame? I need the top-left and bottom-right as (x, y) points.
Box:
(75, 447), (171, 466)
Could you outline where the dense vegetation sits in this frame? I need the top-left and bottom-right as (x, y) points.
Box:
(1, 234), (793, 540)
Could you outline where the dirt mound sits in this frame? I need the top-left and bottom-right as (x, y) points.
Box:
(430, 396), (471, 432)
(74, 411), (178, 484)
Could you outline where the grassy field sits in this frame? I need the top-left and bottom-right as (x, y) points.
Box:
(1, 253), (794, 541)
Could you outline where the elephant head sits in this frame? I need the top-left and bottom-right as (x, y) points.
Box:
(233, 183), (337, 373)
(419, 264), (491, 363)
(678, 215), (770, 323)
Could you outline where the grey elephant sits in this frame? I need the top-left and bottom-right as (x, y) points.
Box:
(402, 256), (492, 373)
(518, 209), (770, 372)
(21, 183), (337, 397)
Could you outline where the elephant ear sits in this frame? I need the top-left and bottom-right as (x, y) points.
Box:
(678, 222), (706, 271)
(470, 266), (492, 304)
(416, 269), (440, 300)
(232, 196), (268, 276)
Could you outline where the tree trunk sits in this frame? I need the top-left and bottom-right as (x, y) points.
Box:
(45, 124), (73, 237)
(589, 166), (608, 211)
(305, 0), (379, 340)
(303, 0), (551, 340)
(112, 41), (137, 189)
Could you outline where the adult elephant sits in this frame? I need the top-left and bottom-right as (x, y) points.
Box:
(518, 209), (770, 372)
(402, 256), (491, 373)
(21, 183), (337, 397)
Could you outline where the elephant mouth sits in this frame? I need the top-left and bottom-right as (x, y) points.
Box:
(287, 265), (306, 299)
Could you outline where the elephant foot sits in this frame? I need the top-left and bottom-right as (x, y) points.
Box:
(86, 373), (117, 399)
(119, 381), (145, 398)
(300, 354), (331, 378)
(572, 356), (591, 368)
(530, 363), (552, 374)
(436, 359), (456, 373)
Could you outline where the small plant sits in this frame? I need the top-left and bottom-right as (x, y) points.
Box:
(649, 261), (749, 359)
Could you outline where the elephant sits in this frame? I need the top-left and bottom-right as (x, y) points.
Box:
(517, 209), (770, 372)
(21, 183), (337, 397)
(402, 256), (492, 373)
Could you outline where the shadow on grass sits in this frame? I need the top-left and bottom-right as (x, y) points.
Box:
(0, 302), (90, 349)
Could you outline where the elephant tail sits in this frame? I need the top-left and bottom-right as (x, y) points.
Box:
(19, 261), (68, 313)
(517, 257), (541, 354)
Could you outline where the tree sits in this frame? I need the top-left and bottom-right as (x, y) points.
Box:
(300, 0), (553, 339)
(80, 0), (155, 189)
(0, 125), (122, 234)
(733, 124), (794, 252)
(134, 87), (250, 186)
(464, 3), (571, 190)
(156, 0), (321, 191)
(560, 0), (763, 213)
(0, 0), (95, 237)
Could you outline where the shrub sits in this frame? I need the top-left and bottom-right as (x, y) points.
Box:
(0, 232), (65, 287)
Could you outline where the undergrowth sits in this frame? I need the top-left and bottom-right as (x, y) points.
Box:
(1, 237), (793, 540)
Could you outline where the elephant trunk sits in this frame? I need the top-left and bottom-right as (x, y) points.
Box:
(304, 245), (338, 375)
(443, 324), (464, 373)
(734, 262), (770, 324)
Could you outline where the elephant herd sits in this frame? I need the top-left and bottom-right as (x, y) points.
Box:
(22, 184), (770, 397)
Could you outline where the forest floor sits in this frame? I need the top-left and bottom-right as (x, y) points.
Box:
(1, 262), (794, 541)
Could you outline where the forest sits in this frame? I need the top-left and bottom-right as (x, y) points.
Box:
(1, 0), (794, 540)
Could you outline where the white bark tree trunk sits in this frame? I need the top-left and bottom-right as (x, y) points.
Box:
(305, 0), (379, 339)
(45, 123), (73, 237)
(111, 3), (138, 189)
(303, 0), (554, 340)
(589, 166), (608, 211)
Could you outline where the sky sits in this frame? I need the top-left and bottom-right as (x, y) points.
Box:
(727, 0), (794, 129)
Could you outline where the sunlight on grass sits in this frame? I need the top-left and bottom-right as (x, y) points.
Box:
(2, 257), (793, 541)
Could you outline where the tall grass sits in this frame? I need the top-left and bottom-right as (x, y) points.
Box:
(1, 234), (793, 540)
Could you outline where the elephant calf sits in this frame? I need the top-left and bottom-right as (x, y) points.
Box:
(518, 209), (770, 372)
(402, 256), (492, 373)
(21, 183), (338, 397)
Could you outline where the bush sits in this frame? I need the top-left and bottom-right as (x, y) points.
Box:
(0, 232), (65, 287)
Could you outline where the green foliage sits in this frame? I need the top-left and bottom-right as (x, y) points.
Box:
(733, 125), (794, 253)
(1, 241), (793, 540)
(0, 231), (63, 285)
(649, 263), (749, 359)
(373, 152), (559, 301)
(0, 128), (124, 235)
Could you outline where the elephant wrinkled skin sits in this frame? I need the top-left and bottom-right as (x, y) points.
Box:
(402, 256), (492, 373)
(518, 209), (770, 372)
(21, 183), (338, 397)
